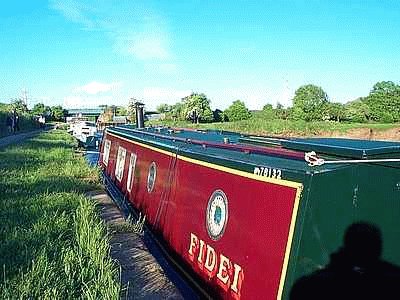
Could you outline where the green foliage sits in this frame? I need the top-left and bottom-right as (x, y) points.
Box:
(116, 106), (127, 116)
(291, 84), (329, 121)
(344, 98), (370, 123)
(182, 93), (213, 123)
(168, 102), (185, 121)
(10, 98), (28, 113)
(213, 109), (226, 122)
(51, 105), (66, 121)
(156, 103), (172, 113)
(32, 103), (46, 115)
(365, 81), (400, 122)
(0, 102), (40, 137)
(127, 99), (136, 123)
(261, 104), (277, 120)
(0, 130), (120, 298)
(325, 102), (346, 121)
(224, 100), (252, 122)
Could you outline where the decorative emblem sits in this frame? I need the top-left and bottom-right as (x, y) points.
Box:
(206, 190), (228, 241)
(147, 162), (157, 192)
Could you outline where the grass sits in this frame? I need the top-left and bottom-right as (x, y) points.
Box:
(0, 130), (120, 299)
(148, 117), (399, 137)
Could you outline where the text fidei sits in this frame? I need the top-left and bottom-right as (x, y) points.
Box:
(188, 233), (244, 298)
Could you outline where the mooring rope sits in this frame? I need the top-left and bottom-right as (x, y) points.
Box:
(305, 151), (400, 167)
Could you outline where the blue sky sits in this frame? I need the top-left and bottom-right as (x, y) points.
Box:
(1, 1), (400, 110)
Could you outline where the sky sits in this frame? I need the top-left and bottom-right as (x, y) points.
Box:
(1, 0), (400, 111)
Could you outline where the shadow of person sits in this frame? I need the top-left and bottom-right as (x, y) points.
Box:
(290, 222), (400, 300)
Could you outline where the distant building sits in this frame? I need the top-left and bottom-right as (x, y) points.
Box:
(66, 108), (104, 122)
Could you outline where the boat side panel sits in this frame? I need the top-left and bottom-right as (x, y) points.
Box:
(168, 158), (302, 299)
(100, 132), (175, 226)
(100, 131), (304, 299)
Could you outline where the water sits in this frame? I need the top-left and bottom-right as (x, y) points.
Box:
(85, 150), (100, 167)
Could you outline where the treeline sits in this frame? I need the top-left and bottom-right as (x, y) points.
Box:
(156, 81), (400, 124)
(0, 99), (67, 137)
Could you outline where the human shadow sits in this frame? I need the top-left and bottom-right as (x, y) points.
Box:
(290, 222), (400, 300)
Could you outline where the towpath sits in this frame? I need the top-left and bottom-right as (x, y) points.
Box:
(88, 191), (198, 300)
(0, 127), (52, 148)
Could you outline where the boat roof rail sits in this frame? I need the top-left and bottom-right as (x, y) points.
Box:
(109, 126), (305, 161)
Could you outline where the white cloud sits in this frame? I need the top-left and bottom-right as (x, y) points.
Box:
(50, 0), (173, 62)
(121, 33), (170, 60)
(49, 0), (95, 29)
(74, 81), (122, 95)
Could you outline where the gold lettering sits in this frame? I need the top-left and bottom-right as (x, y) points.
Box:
(204, 244), (217, 274)
(188, 233), (198, 258)
(230, 263), (244, 293)
(217, 253), (231, 285)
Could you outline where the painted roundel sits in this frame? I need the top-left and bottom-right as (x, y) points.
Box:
(206, 190), (228, 241)
(147, 162), (157, 193)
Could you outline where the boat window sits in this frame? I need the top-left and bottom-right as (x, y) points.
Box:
(115, 146), (127, 182)
(147, 162), (157, 193)
(103, 139), (111, 165)
(126, 153), (137, 192)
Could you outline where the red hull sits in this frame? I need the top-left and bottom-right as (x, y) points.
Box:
(100, 131), (303, 299)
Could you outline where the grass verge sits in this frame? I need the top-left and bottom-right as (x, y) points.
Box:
(0, 130), (120, 299)
(148, 118), (399, 136)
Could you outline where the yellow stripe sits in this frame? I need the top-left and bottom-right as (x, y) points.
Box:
(107, 132), (175, 157)
(107, 131), (302, 189)
(277, 186), (303, 300)
(106, 130), (303, 298)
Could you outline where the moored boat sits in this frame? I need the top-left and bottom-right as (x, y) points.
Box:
(99, 122), (400, 299)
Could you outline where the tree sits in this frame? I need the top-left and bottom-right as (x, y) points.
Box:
(169, 102), (185, 121)
(32, 103), (46, 115)
(213, 109), (226, 122)
(116, 106), (127, 116)
(224, 100), (252, 122)
(182, 93), (213, 123)
(127, 99), (137, 123)
(261, 104), (276, 120)
(325, 102), (345, 122)
(10, 98), (28, 114)
(51, 105), (66, 121)
(156, 103), (171, 114)
(344, 98), (370, 123)
(365, 81), (400, 122)
(292, 84), (329, 121)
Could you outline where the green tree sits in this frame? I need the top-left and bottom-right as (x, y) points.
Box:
(32, 103), (46, 115)
(261, 104), (276, 120)
(291, 84), (329, 121)
(10, 98), (28, 114)
(182, 93), (213, 123)
(51, 105), (66, 121)
(224, 100), (252, 122)
(365, 81), (400, 122)
(156, 103), (171, 113)
(127, 99), (137, 123)
(344, 98), (370, 123)
(169, 102), (185, 121)
(116, 106), (127, 116)
(326, 102), (345, 122)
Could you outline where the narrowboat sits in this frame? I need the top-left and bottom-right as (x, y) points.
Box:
(99, 117), (400, 299)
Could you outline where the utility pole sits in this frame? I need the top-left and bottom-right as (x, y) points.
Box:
(21, 88), (28, 107)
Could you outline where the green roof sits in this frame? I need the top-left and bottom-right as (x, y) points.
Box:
(282, 138), (400, 159)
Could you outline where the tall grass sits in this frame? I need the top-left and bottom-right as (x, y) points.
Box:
(0, 130), (120, 299)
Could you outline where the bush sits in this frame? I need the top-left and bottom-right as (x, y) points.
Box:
(224, 100), (252, 122)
